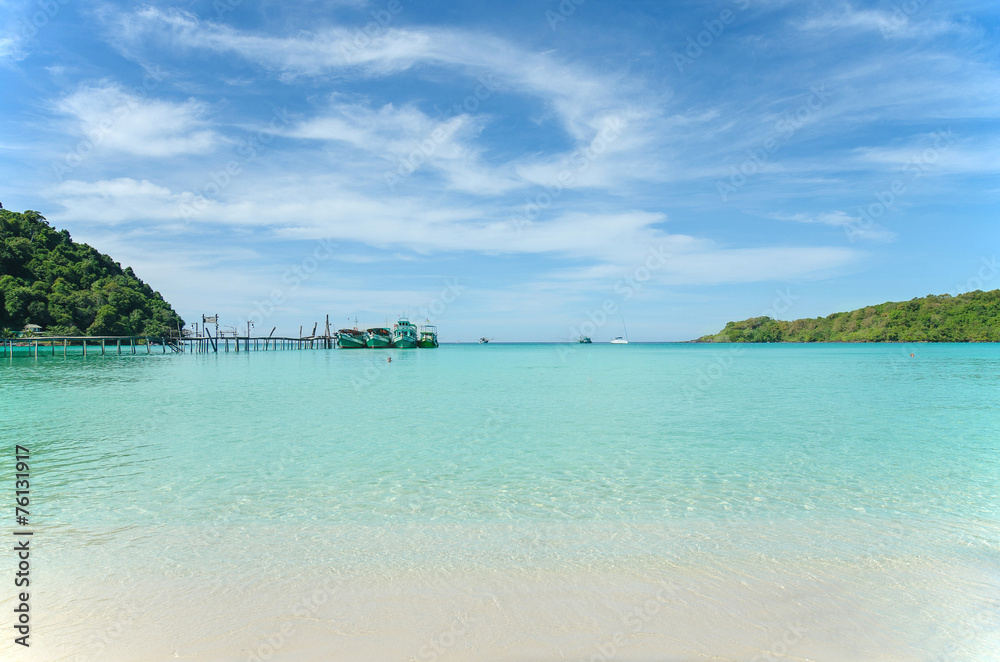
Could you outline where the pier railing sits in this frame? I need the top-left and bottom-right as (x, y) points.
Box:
(3, 334), (337, 358)
(2, 335), (182, 358)
(182, 335), (336, 353)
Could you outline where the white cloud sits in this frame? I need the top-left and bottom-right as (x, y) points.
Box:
(853, 134), (1000, 175)
(49, 175), (863, 286)
(659, 246), (862, 285)
(770, 210), (896, 243)
(50, 178), (203, 224)
(54, 83), (220, 157)
(108, 7), (655, 154)
(794, 5), (960, 39)
(286, 99), (520, 195)
(0, 35), (21, 63)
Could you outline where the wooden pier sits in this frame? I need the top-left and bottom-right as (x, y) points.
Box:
(4, 316), (338, 358)
(4, 331), (337, 358)
(182, 334), (335, 353)
(2, 335), (182, 358)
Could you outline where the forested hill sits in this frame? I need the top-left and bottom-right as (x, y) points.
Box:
(0, 209), (184, 337)
(696, 289), (1000, 343)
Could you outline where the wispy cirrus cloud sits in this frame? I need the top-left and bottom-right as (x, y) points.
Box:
(769, 210), (896, 243)
(54, 83), (221, 157)
(106, 7), (656, 145)
(50, 173), (864, 287)
(793, 5), (963, 39)
(285, 98), (520, 195)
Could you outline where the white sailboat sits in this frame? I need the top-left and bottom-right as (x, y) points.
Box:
(610, 315), (629, 344)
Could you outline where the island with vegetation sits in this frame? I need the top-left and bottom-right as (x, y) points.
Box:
(1, 209), (184, 338)
(696, 289), (999, 343)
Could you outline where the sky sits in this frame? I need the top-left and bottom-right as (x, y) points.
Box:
(1, 0), (998, 341)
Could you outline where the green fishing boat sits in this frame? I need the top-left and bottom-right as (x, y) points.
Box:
(418, 324), (439, 348)
(392, 318), (419, 348)
(336, 328), (367, 349)
(365, 327), (393, 348)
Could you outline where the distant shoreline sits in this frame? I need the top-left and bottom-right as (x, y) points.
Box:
(694, 289), (998, 343)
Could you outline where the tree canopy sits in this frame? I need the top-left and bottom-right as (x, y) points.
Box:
(696, 290), (1000, 343)
(0, 209), (184, 336)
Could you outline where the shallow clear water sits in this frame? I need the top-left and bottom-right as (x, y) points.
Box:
(2, 343), (999, 660)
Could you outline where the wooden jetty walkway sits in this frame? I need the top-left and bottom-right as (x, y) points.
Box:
(3, 333), (337, 357)
(3, 335), (182, 358)
(3, 333), (338, 357)
(4, 316), (338, 358)
(183, 333), (335, 353)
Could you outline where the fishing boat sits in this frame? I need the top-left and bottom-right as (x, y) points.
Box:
(479, 337), (490, 344)
(337, 328), (367, 349)
(418, 323), (439, 348)
(365, 327), (393, 348)
(577, 336), (592, 343)
(392, 318), (419, 348)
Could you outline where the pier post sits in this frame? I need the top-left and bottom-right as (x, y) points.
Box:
(102, 339), (106, 356)
(132, 338), (136, 354)
(83, 340), (87, 357)
(118, 339), (121, 355)
(52, 341), (55, 356)
(34, 340), (38, 358)
(64, 339), (67, 357)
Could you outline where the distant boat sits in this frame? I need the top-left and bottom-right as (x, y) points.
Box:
(577, 336), (592, 343)
(365, 327), (393, 348)
(393, 318), (419, 348)
(610, 315), (629, 344)
(337, 328), (367, 349)
(418, 323), (439, 348)
(479, 337), (490, 344)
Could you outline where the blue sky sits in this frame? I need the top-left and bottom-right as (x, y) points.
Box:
(1, 0), (998, 341)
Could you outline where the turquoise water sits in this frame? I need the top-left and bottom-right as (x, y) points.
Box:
(2, 343), (999, 660)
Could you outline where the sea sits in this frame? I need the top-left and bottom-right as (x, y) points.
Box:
(1, 342), (998, 661)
